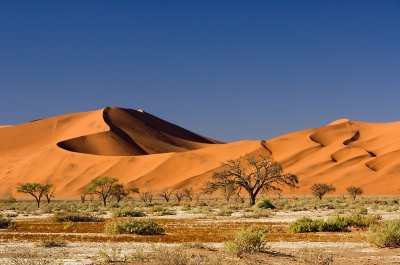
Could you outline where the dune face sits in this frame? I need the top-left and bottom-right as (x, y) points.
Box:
(0, 108), (399, 199)
(57, 107), (221, 156)
(265, 120), (400, 195)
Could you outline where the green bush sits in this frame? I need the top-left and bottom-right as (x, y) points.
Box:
(256, 198), (276, 209)
(105, 219), (165, 235)
(290, 217), (323, 233)
(224, 225), (268, 256)
(368, 219), (400, 248)
(112, 208), (146, 218)
(290, 214), (381, 233)
(52, 212), (103, 222)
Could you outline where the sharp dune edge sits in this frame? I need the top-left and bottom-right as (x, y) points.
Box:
(0, 107), (399, 199)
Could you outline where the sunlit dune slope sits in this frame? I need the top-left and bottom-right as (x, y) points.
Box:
(0, 107), (264, 198)
(0, 109), (399, 199)
(263, 119), (400, 195)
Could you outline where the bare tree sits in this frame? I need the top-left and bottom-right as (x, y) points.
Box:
(158, 189), (173, 203)
(205, 154), (298, 206)
(182, 187), (194, 201)
(311, 183), (336, 200)
(174, 190), (184, 204)
(139, 191), (154, 204)
(346, 185), (363, 200)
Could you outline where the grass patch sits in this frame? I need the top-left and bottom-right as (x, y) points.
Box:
(105, 219), (165, 235)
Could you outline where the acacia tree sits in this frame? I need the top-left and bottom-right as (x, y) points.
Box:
(205, 155), (298, 206)
(311, 183), (336, 200)
(17, 183), (51, 208)
(346, 185), (363, 200)
(85, 176), (119, 206)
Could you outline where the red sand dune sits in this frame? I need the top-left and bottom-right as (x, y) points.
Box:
(0, 107), (399, 199)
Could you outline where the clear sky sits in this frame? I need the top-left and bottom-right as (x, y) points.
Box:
(1, 1), (399, 142)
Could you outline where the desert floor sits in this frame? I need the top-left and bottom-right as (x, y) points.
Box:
(0, 197), (399, 264)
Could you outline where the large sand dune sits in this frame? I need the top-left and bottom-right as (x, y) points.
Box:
(0, 108), (398, 198)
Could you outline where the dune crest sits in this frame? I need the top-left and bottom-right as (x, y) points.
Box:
(1, 108), (399, 198)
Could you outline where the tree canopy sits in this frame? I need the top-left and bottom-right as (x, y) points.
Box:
(205, 154), (298, 205)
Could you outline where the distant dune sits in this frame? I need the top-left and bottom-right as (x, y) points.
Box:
(0, 108), (399, 198)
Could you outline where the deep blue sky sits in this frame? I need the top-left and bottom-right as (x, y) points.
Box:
(1, 1), (399, 142)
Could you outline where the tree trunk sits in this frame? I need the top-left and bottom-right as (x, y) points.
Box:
(103, 196), (107, 206)
(249, 193), (256, 206)
(36, 198), (40, 208)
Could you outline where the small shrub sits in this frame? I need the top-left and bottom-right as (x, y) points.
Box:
(105, 219), (165, 235)
(368, 219), (400, 248)
(256, 198), (276, 209)
(35, 239), (67, 248)
(224, 225), (269, 256)
(112, 208), (146, 217)
(0, 216), (15, 229)
(52, 212), (104, 222)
